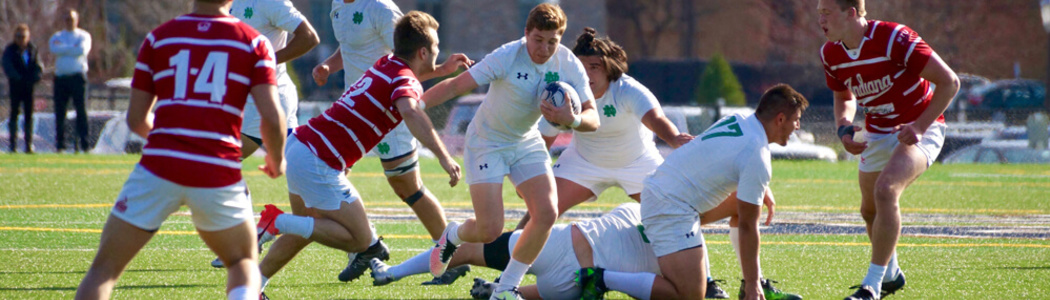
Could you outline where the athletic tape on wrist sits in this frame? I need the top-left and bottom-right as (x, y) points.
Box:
(837, 125), (855, 140)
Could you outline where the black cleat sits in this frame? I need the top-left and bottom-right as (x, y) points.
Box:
(706, 279), (729, 299)
(844, 285), (879, 300)
(337, 238), (390, 282)
(880, 270), (906, 297)
(422, 264), (471, 285)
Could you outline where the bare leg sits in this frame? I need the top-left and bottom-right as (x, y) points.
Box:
(310, 199), (374, 253)
(458, 183), (507, 243)
(870, 145), (928, 266)
(76, 216), (154, 300)
(511, 173), (558, 265)
(656, 246), (707, 299)
(198, 220), (260, 296)
(240, 137), (261, 159)
(516, 177), (593, 230)
(382, 154), (446, 240)
(259, 194), (315, 278)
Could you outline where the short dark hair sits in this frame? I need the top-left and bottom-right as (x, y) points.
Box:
(572, 27), (628, 82)
(393, 11), (439, 60)
(835, 0), (866, 17)
(525, 3), (567, 35)
(15, 23), (29, 32)
(756, 84), (809, 122)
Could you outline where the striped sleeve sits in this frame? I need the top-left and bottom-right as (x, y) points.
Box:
(250, 36), (278, 87)
(131, 33), (156, 93)
(820, 44), (848, 92)
(890, 25), (933, 76)
(390, 77), (422, 103)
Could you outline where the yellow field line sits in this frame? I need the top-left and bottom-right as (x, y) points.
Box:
(4, 202), (1044, 215)
(1, 226), (1047, 248)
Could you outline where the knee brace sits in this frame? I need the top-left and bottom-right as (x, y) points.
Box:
(383, 155), (419, 178)
(402, 186), (427, 207)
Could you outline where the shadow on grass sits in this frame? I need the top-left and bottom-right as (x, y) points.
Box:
(0, 284), (211, 292)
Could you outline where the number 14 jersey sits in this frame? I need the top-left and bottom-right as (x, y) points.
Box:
(131, 14), (277, 188)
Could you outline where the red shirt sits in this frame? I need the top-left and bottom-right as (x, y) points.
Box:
(821, 20), (943, 134)
(131, 14), (277, 187)
(294, 55), (423, 171)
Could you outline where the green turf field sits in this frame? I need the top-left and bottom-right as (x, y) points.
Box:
(0, 154), (1048, 299)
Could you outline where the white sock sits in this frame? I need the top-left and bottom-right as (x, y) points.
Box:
(369, 223), (379, 246)
(447, 222), (464, 246)
(702, 235), (712, 281)
(390, 247), (432, 279)
(729, 227), (763, 278)
(260, 275), (269, 291)
(884, 252), (900, 282)
(274, 214), (314, 238)
(604, 270), (655, 300)
(226, 285), (256, 300)
(496, 258), (529, 291)
(862, 263), (887, 292)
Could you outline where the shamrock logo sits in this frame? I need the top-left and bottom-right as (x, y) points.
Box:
(543, 71), (559, 84)
(243, 7), (253, 19)
(377, 142), (390, 154)
(602, 104), (617, 117)
(353, 11), (364, 24)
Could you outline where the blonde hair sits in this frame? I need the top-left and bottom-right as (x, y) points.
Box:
(835, 0), (866, 17)
(525, 3), (567, 35)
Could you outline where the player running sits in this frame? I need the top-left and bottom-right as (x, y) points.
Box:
(252, 11), (470, 297)
(76, 0), (286, 299)
(310, 0), (468, 282)
(420, 3), (601, 299)
(640, 84), (808, 300)
(209, 0), (319, 269)
(817, 0), (959, 299)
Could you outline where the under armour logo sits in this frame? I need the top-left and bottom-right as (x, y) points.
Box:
(553, 164), (560, 168)
(517, 73), (528, 80)
(479, 163), (488, 170)
(685, 231), (695, 239)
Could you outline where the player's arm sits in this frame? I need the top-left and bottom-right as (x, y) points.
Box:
(420, 71), (478, 108)
(539, 97), (601, 132)
(641, 108), (693, 148)
(899, 52), (959, 145)
(417, 53), (473, 82)
(251, 84), (287, 178)
(275, 21), (319, 64)
(312, 48), (343, 86)
(126, 88), (157, 138)
(833, 89), (867, 155)
(737, 194), (763, 300)
(395, 96), (461, 187)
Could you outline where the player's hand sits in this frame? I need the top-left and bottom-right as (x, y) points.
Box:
(672, 133), (694, 148)
(312, 64), (330, 86)
(743, 280), (765, 300)
(258, 154), (286, 179)
(894, 123), (922, 145)
(434, 53), (473, 78)
(839, 125), (867, 155)
(539, 99), (575, 128)
(439, 155), (461, 187)
(762, 189), (776, 226)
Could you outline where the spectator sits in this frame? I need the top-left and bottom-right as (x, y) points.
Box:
(2, 24), (43, 153)
(49, 9), (91, 153)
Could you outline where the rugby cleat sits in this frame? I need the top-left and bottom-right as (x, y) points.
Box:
(422, 264), (471, 285)
(470, 277), (498, 299)
(844, 285), (880, 300)
(575, 267), (607, 300)
(739, 279), (803, 300)
(706, 279), (729, 299)
(210, 257), (224, 268)
(489, 287), (524, 300)
(369, 258), (396, 286)
(430, 221), (460, 276)
(338, 238), (390, 282)
(880, 269), (906, 297)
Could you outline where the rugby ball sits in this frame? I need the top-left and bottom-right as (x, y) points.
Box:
(539, 81), (582, 130)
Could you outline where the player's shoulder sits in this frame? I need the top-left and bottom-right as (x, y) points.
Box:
(492, 38), (526, 57)
(369, 0), (403, 14)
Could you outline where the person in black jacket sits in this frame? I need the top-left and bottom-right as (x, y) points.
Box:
(2, 24), (43, 153)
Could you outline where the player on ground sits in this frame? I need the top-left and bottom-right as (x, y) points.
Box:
(209, 0), (319, 268)
(517, 27), (742, 298)
(640, 84), (808, 300)
(817, 0), (959, 299)
(310, 0), (468, 283)
(75, 0), (286, 299)
(420, 3), (600, 299)
(252, 11), (469, 296)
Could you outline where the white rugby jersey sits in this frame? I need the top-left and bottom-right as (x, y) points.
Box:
(574, 203), (662, 275)
(231, 0), (306, 85)
(330, 0), (401, 88)
(644, 113), (771, 213)
(540, 75), (659, 168)
(467, 37), (594, 144)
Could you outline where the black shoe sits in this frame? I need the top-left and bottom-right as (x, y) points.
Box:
(844, 285), (879, 300)
(706, 279), (729, 299)
(422, 264), (471, 285)
(259, 291), (269, 300)
(337, 238), (390, 282)
(470, 277), (497, 299)
(880, 270), (906, 297)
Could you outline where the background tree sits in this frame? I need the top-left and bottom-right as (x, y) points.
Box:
(696, 53), (746, 107)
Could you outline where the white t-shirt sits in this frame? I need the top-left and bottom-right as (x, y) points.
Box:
(467, 37), (594, 144)
(644, 113), (772, 213)
(330, 0), (401, 88)
(573, 202), (661, 275)
(540, 75), (660, 168)
(49, 28), (91, 76)
(231, 0), (307, 86)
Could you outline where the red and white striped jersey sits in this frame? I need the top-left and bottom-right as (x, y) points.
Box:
(294, 54), (422, 171)
(821, 20), (944, 134)
(131, 13), (277, 187)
